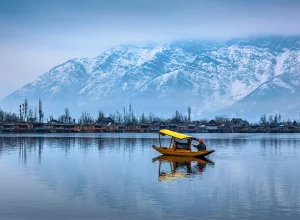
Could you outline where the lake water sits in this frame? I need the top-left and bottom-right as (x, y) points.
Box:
(0, 133), (300, 220)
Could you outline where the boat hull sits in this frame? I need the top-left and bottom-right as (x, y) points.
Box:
(152, 145), (214, 157)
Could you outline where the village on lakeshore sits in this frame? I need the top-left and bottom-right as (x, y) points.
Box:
(1, 99), (300, 134)
(1, 117), (300, 133)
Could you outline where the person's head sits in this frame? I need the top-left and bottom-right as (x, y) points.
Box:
(199, 139), (204, 143)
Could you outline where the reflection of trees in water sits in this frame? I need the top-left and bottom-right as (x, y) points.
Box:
(90, 137), (156, 161)
(0, 136), (157, 163)
(0, 137), (45, 164)
(204, 138), (248, 149)
(259, 137), (299, 155)
(77, 137), (95, 154)
(19, 138), (27, 164)
(0, 137), (74, 164)
(204, 137), (299, 152)
(48, 137), (77, 154)
(1, 135), (300, 216)
(38, 138), (42, 164)
(1, 135), (300, 163)
(90, 137), (155, 152)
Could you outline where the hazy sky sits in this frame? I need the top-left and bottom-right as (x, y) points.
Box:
(0, 0), (300, 99)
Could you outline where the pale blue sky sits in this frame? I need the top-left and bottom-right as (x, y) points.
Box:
(0, 0), (300, 99)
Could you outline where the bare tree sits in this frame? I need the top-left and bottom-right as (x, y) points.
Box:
(97, 110), (105, 123)
(65, 108), (70, 123)
(22, 104), (25, 121)
(28, 108), (33, 121)
(172, 110), (182, 124)
(19, 105), (22, 122)
(140, 112), (147, 124)
(259, 114), (267, 125)
(132, 113), (138, 125)
(0, 108), (4, 122)
(115, 110), (122, 124)
(79, 111), (94, 125)
(214, 115), (229, 124)
(39, 99), (44, 123)
(123, 107), (126, 124)
(274, 113), (278, 124)
(109, 113), (116, 123)
(278, 113), (282, 123)
(268, 115), (274, 124)
(148, 112), (154, 123)
(188, 106), (191, 122)
(34, 108), (37, 122)
(24, 99), (28, 122)
(3, 111), (19, 122)
(128, 103), (132, 124)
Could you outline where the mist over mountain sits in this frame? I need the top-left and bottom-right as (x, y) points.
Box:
(2, 36), (300, 121)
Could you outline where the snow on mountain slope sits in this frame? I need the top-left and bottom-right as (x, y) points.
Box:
(2, 37), (300, 119)
(221, 49), (300, 120)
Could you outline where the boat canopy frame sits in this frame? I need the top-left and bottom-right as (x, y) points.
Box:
(158, 129), (198, 147)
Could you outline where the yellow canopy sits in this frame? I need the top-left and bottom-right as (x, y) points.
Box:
(159, 129), (192, 140)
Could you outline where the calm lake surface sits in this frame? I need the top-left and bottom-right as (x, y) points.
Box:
(0, 133), (300, 220)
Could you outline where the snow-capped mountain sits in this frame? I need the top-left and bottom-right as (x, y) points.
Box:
(2, 37), (300, 120)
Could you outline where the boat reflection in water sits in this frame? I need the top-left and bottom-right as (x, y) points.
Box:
(152, 155), (214, 182)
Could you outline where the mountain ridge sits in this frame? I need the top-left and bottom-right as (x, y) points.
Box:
(2, 36), (300, 121)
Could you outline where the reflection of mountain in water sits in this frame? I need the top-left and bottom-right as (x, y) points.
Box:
(152, 155), (215, 182)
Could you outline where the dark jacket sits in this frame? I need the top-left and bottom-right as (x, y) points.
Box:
(194, 142), (206, 151)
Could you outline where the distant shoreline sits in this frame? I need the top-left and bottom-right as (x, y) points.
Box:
(1, 118), (300, 134)
(1, 130), (299, 134)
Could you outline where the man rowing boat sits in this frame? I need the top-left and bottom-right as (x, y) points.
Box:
(193, 140), (207, 151)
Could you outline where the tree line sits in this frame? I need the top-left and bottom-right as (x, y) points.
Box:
(0, 99), (194, 125)
(259, 113), (298, 126)
(0, 99), (299, 126)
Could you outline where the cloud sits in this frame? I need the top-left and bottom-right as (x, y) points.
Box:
(0, 0), (300, 98)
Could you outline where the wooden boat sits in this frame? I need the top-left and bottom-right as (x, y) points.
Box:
(152, 129), (214, 157)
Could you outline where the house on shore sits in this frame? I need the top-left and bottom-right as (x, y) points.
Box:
(80, 124), (96, 132)
(158, 122), (168, 130)
(230, 118), (249, 132)
(206, 120), (218, 132)
(197, 124), (207, 132)
(178, 124), (188, 132)
(187, 124), (198, 133)
(219, 123), (232, 133)
(1, 122), (33, 132)
(140, 124), (150, 132)
(1, 123), (15, 132)
(106, 124), (122, 132)
(2, 117), (300, 133)
(125, 124), (141, 132)
(94, 124), (106, 132)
